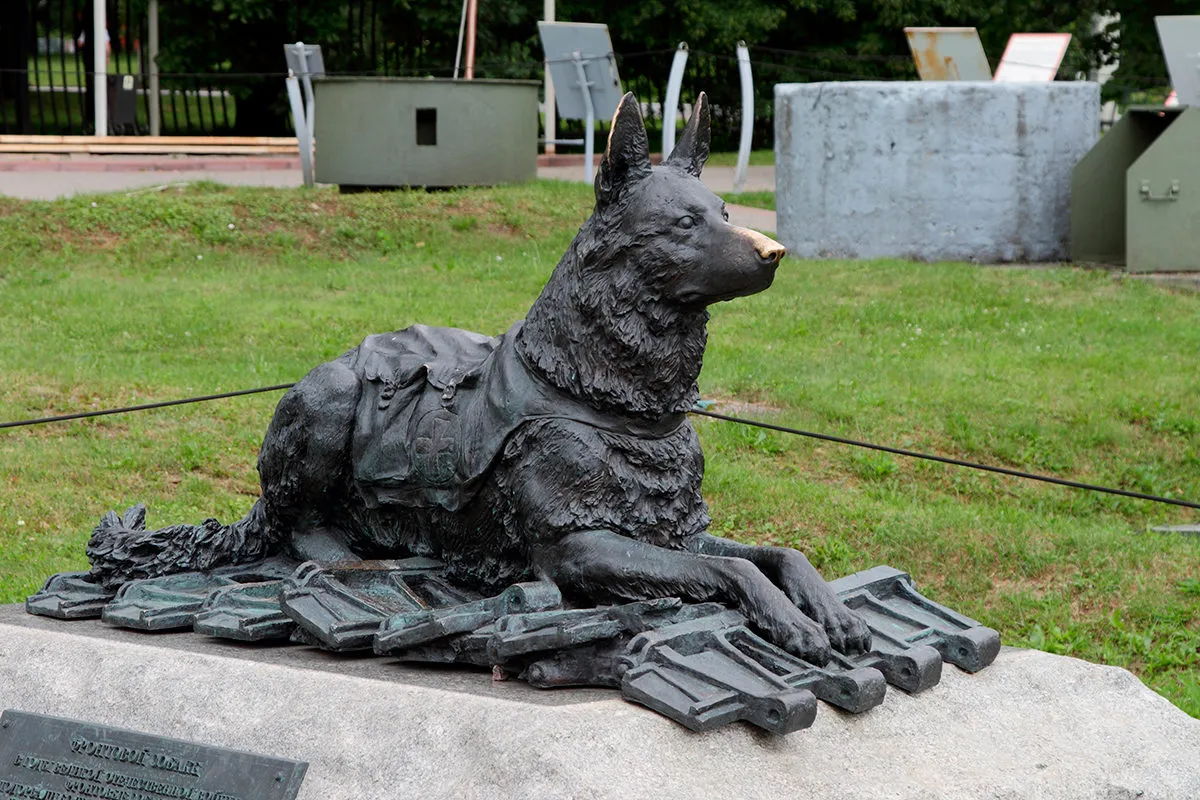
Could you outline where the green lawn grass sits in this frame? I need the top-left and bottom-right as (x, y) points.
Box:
(0, 181), (1196, 715)
(721, 190), (775, 211)
(706, 149), (774, 168)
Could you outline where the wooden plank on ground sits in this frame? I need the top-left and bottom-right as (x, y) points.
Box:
(0, 135), (299, 155)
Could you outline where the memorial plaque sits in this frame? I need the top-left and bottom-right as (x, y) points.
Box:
(0, 710), (306, 800)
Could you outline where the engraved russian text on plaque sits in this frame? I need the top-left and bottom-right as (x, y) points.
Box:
(0, 710), (306, 800)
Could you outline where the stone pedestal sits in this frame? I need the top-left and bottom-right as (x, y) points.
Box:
(1, 604), (1197, 799)
(775, 81), (1100, 262)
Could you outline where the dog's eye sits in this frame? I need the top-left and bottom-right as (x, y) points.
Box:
(678, 215), (695, 229)
(722, 209), (730, 222)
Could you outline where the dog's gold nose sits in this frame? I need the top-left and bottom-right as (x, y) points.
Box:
(739, 227), (786, 265)
(757, 240), (786, 265)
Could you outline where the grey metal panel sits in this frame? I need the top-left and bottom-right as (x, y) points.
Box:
(283, 43), (325, 76)
(1126, 107), (1200, 271)
(312, 78), (539, 187)
(1156, 16), (1200, 107)
(1070, 110), (1178, 264)
(904, 27), (992, 81)
(537, 21), (623, 120)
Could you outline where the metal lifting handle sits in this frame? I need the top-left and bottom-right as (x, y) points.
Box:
(1139, 179), (1180, 202)
(662, 43), (689, 159)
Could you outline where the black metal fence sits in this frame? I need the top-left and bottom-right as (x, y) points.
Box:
(0, 0), (825, 147)
(0, 0), (267, 136)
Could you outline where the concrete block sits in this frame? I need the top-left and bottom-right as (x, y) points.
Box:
(775, 81), (1100, 262)
(2, 605), (1199, 799)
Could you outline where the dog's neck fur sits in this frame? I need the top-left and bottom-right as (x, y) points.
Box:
(517, 216), (708, 420)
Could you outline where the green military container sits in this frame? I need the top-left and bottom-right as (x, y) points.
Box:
(312, 77), (540, 188)
(1071, 107), (1200, 272)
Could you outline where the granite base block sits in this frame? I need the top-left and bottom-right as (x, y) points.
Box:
(1, 605), (1197, 799)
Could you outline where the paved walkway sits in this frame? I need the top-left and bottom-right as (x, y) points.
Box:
(0, 156), (303, 201)
(0, 155), (777, 231)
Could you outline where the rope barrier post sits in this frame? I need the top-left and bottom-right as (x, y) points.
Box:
(662, 42), (688, 159)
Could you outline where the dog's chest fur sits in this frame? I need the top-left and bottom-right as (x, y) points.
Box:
(493, 417), (710, 547)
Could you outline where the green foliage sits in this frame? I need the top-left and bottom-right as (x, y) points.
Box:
(1098, 1), (1198, 102)
(134, 0), (1138, 143)
(721, 191), (775, 211)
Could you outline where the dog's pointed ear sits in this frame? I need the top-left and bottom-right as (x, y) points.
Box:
(596, 92), (652, 205)
(665, 92), (710, 177)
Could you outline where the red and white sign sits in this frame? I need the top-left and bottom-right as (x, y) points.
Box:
(993, 33), (1072, 83)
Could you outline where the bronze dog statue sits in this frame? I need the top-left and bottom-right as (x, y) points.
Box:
(86, 93), (871, 665)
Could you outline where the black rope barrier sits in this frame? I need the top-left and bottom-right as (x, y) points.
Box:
(690, 409), (1200, 511)
(1, 384), (1196, 511)
(0, 384), (295, 431)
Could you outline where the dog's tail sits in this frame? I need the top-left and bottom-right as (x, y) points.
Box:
(86, 500), (274, 588)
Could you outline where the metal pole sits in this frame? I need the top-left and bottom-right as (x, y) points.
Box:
(453, 0), (468, 79)
(296, 42), (316, 149)
(733, 41), (753, 193)
(286, 70), (313, 187)
(464, 0), (477, 80)
(93, 0), (108, 136)
(543, 0), (556, 155)
(148, 0), (160, 136)
(662, 42), (688, 159)
(572, 51), (594, 183)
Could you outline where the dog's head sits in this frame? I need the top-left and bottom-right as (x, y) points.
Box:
(592, 92), (785, 308)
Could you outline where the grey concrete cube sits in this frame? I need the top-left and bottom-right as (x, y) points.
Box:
(775, 81), (1100, 262)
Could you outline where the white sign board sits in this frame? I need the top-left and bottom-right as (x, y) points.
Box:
(537, 22), (623, 121)
(1157, 16), (1200, 107)
(904, 27), (992, 81)
(993, 33), (1071, 82)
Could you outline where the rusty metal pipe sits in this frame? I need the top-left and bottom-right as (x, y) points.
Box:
(465, 0), (478, 80)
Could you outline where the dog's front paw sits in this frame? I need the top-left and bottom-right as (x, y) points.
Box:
(726, 556), (834, 664)
(747, 595), (832, 665)
(773, 550), (872, 655)
(811, 599), (872, 655)
(776, 614), (833, 666)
